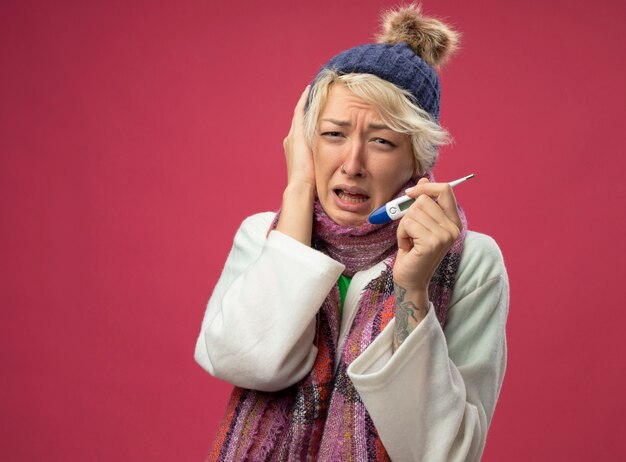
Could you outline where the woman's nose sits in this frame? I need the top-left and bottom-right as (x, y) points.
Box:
(341, 140), (366, 177)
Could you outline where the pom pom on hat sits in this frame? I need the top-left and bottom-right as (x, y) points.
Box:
(377, 3), (460, 67)
(313, 3), (461, 120)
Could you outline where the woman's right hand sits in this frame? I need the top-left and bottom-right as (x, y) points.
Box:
(276, 86), (316, 246)
(283, 85), (315, 188)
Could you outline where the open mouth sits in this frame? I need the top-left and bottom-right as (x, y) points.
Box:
(334, 189), (370, 204)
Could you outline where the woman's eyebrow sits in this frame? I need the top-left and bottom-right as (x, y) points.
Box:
(320, 118), (351, 127)
(369, 123), (391, 130)
(320, 119), (391, 130)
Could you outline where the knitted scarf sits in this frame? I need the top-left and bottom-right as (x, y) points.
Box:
(207, 195), (467, 462)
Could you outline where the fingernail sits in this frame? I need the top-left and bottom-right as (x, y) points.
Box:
(405, 186), (415, 194)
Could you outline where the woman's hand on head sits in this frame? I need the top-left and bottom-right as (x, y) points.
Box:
(275, 86), (317, 246)
(393, 177), (462, 304)
(283, 85), (316, 189)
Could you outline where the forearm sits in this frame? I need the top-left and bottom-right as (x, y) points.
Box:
(275, 180), (316, 246)
(350, 312), (487, 461)
(348, 267), (509, 461)
(195, 216), (345, 391)
(392, 282), (429, 351)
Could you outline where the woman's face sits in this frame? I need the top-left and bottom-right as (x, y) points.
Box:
(313, 84), (416, 227)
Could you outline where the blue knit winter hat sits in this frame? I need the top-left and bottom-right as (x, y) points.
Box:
(312, 4), (459, 122)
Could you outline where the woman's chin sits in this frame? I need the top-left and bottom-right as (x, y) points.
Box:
(327, 209), (369, 228)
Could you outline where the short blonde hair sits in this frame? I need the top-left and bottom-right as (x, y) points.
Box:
(304, 69), (451, 175)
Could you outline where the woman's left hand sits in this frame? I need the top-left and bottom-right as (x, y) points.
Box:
(392, 177), (463, 311)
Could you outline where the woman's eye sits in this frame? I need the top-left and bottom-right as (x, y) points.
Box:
(321, 131), (342, 138)
(372, 138), (395, 147)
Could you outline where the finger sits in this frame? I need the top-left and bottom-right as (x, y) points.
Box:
(288, 85), (311, 136)
(396, 219), (413, 252)
(404, 177), (430, 198)
(403, 208), (457, 249)
(397, 215), (430, 252)
(294, 85), (311, 115)
(286, 86), (312, 142)
(406, 182), (462, 230)
(403, 197), (441, 233)
(410, 194), (455, 229)
(399, 217), (449, 262)
(404, 196), (460, 243)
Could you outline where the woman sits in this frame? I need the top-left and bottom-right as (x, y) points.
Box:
(195, 4), (508, 461)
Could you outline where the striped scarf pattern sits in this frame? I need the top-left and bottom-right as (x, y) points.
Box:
(207, 197), (466, 461)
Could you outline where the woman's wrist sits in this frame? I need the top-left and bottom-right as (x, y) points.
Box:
(284, 180), (316, 198)
(392, 282), (430, 351)
(276, 182), (316, 246)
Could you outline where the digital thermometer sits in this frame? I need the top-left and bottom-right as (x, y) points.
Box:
(368, 174), (475, 225)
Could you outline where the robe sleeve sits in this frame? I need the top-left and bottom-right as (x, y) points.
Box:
(194, 212), (344, 392)
(348, 232), (509, 461)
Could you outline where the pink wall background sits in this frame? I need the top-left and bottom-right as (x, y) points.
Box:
(2, 0), (625, 460)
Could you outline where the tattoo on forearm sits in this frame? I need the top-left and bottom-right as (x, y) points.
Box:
(393, 283), (429, 351)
